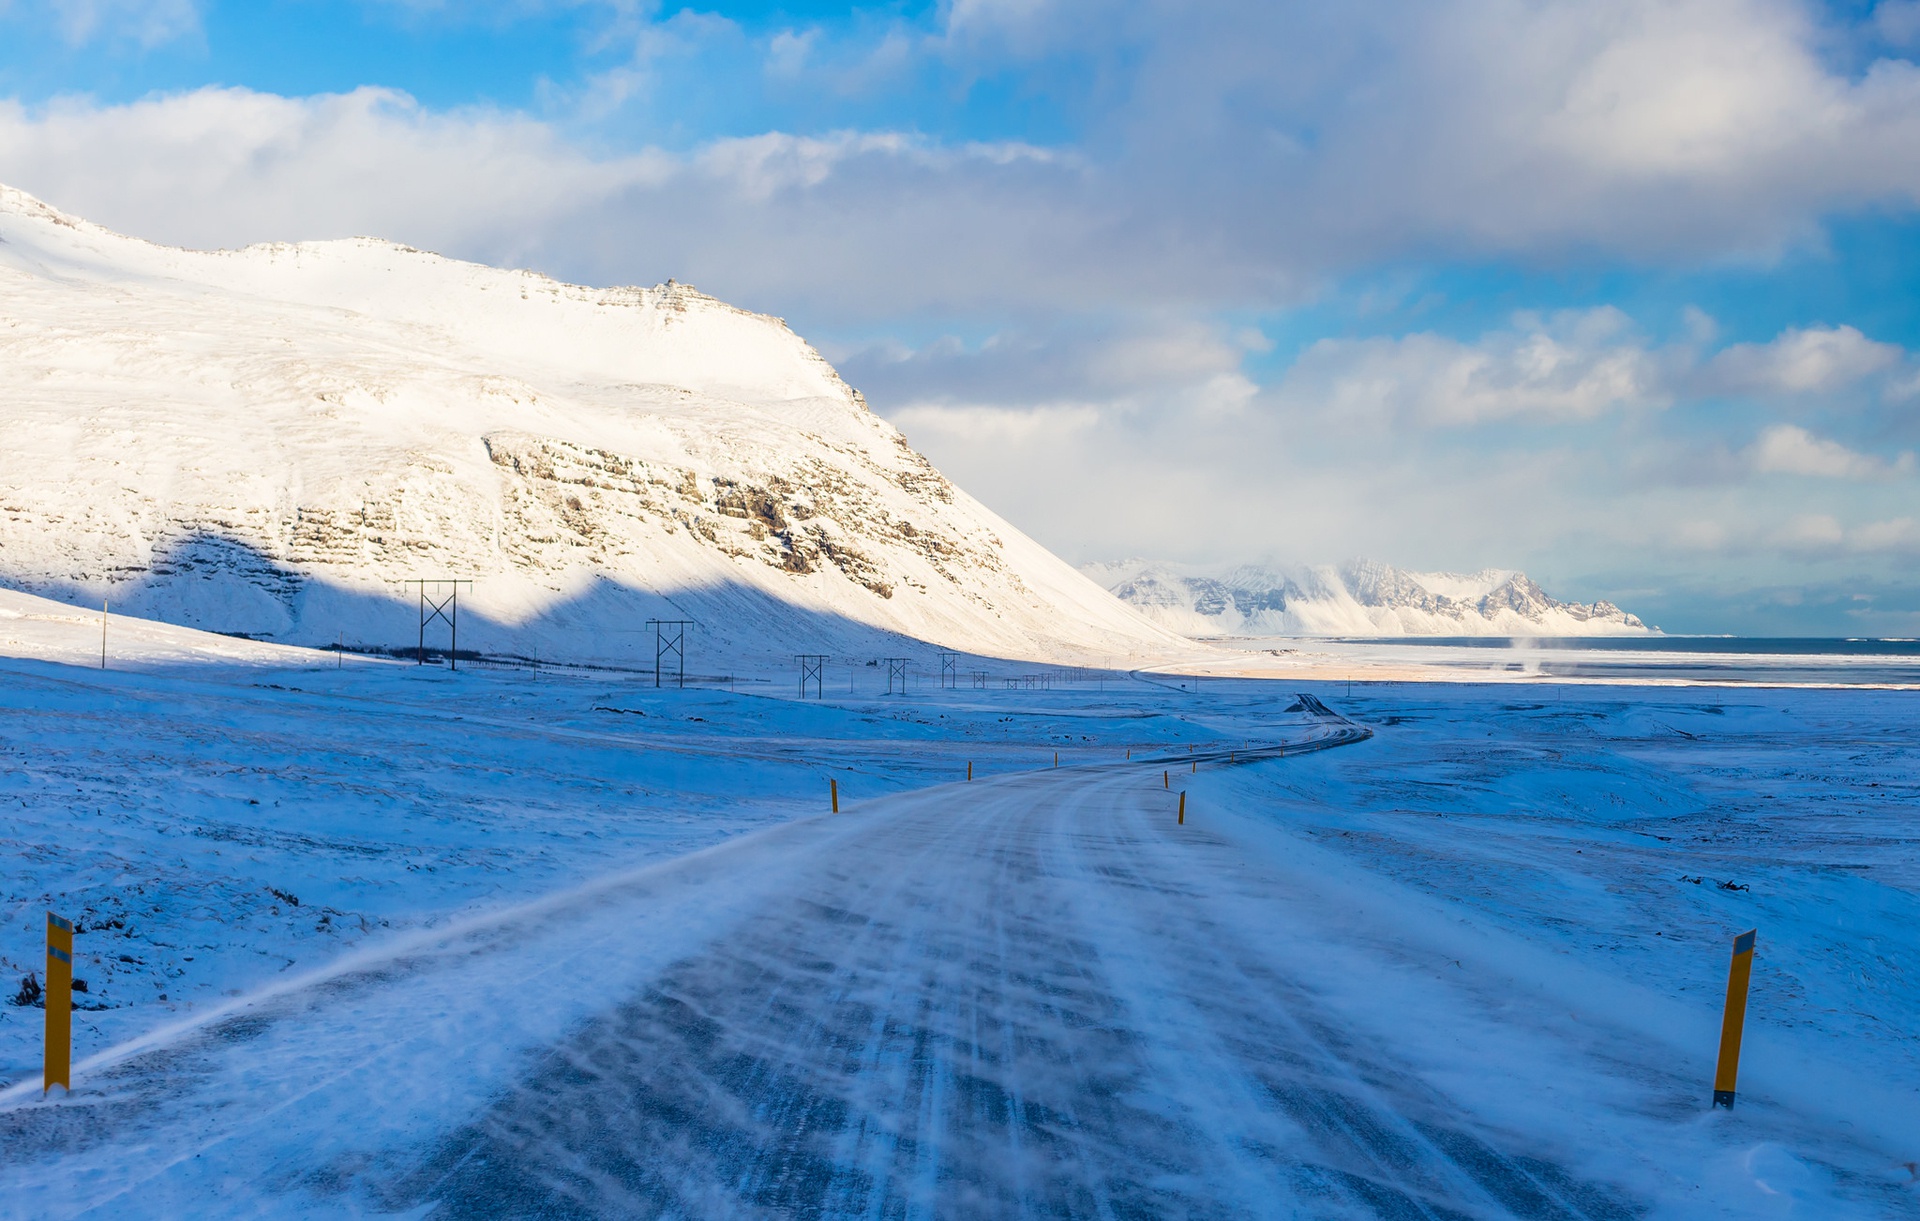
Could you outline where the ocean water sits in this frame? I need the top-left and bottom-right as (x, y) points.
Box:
(1262, 636), (1920, 686)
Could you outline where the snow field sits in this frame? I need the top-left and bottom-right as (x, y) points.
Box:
(1190, 683), (1920, 1215)
(0, 634), (1912, 1216)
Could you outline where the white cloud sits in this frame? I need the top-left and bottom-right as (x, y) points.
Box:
(0, 88), (672, 264)
(1774, 513), (1848, 553)
(1266, 315), (1918, 430)
(12, 1), (1920, 318)
(1708, 325), (1905, 396)
(891, 402), (1101, 447)
(1850, 516), (1920, 552)
(1749, 424), (1914, 479)
(6, 0), (199, 46)
(1279, 309), (1671, 426)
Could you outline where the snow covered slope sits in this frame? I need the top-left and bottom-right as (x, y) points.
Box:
(1089, 559), (1651, 637)
(0, 185), (1184, 666)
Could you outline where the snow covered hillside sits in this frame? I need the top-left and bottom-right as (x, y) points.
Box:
(1090, 559), (1651, 637)
(0, 185), (1184, 667)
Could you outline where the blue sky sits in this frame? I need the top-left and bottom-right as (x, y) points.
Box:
(4, 0), (1920, 633)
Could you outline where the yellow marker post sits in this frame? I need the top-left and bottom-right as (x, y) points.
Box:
(45, 912), (72, 1094)
(1178, 792), (1186, 825)
(1053, 751), (1058, 768)
(1191, 760), (1197, 774)
(1713, 929), (1757, 1109)
(1163, 770), (1169, 789)
(967, 761), (972, 782)
(830, 778), (839, 814)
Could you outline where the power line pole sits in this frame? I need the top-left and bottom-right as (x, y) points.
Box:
(406, 580), (473, 670)
(646, 619), (695, 688)
(796, 654), (829, 699)
(885, 657), (909, 695)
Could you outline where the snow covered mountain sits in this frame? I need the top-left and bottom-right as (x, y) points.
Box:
(0, 185), (1186, 668)
(1087, 560), (1652, 637)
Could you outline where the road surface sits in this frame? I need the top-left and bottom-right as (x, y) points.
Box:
(0, 717), (1642, 1219)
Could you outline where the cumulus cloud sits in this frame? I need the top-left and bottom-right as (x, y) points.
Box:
(1707, 325), (1905, 396)
(1749, 423), (1915, 479)
(1262, 312), (1920, 429)
(1277, 308), (1672, 427)
(1772, 513), (1920, 556)
(9, 1), (1920, 315)
(1850, 516), (1920, 552)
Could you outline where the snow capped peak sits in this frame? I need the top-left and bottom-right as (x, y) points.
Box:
(0, 183), (1183, 666)
(1091, 559), (1651, 637)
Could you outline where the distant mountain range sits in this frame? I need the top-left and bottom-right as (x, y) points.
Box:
(1085, 560), (1652, 637)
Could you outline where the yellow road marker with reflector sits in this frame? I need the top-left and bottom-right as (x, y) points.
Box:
(1178, 792), (1185, 825)
(45, 912), (72, 1094)
(830, 778), (839, 814)
(1713, 929), (1758, 1109)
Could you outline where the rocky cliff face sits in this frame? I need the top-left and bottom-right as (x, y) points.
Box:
(1088, 559), (1650, 637)
(0, 184), (1182, 666)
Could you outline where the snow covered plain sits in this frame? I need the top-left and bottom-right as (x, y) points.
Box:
(0, 611), (1916, 1218)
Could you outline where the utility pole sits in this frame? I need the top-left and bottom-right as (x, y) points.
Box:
(796, 654), (829, 699)
(646, 619), (695, 688)
(406, 580), (473, 670)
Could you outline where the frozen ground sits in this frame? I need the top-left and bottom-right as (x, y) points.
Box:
(0, 622), (1915, 1217)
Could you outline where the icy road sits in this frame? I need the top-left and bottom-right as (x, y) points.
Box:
(1, 724), (1664, 1219)
(0, 651), (1916, 1217)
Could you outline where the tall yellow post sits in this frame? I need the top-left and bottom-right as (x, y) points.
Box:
(45, 912), (72, 1094)
(1178, 792), (1185, 825)
(1713, 929), (1758, 1109)
(1053, 751), (1058, 767)
(1163, 770), (1168, 789)
(830, 778), (839, 814)
(967, 761), (972, 782)
(1191, 760), (1197, 773)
